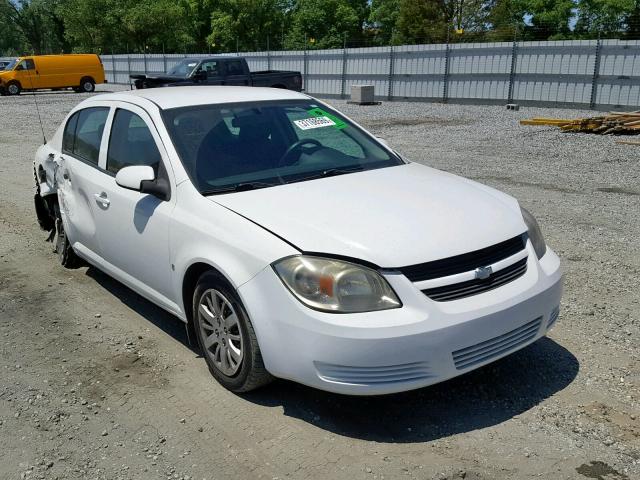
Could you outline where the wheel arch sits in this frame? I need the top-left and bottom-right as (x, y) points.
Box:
(181, 261), (240, 326)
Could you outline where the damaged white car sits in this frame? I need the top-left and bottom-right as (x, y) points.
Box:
(33, 86), (562, 395)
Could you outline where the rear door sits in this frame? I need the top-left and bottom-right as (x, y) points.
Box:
(92, 103), (176, 306)
(56, 105), (111, 258)
(222, 59), (250, 86)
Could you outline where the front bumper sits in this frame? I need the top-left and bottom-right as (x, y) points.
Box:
(238, 243), (563, 395)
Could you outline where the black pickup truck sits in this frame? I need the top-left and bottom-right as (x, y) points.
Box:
(130, 56), (303, 91)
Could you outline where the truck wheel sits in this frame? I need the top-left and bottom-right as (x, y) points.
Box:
(79, 77), (95, 93)
(193, 270), (273, 393)
(6, 81), (21, 95)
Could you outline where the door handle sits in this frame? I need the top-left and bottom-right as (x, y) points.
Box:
(94, 192), (110, 207)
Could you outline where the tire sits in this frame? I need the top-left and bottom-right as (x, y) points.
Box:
(6, 81), (21, 95)
(192, 271), (272, 392)
(79, 77), (95, 93)
(54, 216), (81, 268)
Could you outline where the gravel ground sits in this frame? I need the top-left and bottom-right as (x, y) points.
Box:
(0, 85), (638, 480)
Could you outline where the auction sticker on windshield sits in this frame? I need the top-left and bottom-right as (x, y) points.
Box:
(294, 116), (336, 130)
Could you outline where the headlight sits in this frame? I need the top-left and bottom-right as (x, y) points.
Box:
(520, 206), (547, 259)
(273, 256), (401, 313)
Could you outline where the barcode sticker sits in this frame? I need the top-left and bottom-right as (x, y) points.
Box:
(294, 116), (336, 130)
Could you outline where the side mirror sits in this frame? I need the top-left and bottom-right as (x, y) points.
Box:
(192, 69), (206, 80)
(115, 165), (155, 191)
(116, 165), (171, 201)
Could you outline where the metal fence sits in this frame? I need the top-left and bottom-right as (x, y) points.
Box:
(5, 38), (640, 109)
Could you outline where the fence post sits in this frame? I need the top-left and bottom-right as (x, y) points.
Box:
(267, 35), (271, 70)
(143, 46), (148, 74)
(111, 47), (116, 84)
(507, 30), (519, 104)
(387, 43), (395, 101)
(341, 33), (347, 99)
(162, 43), (167, 73)
(126, 44), (132, 90)
(442, 39), (451, 103)
(590, 36), (602, 110)
(303, 34), (308, 90)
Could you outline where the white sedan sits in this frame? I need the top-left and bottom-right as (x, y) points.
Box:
(33, 86), (563, 395)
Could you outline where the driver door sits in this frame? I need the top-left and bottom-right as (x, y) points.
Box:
(92, 103), (177, 311)
(14, 59), (42, 89)
(198, 60), (224, 85)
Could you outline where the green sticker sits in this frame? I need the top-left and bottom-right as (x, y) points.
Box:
(307, 108), (347, 129)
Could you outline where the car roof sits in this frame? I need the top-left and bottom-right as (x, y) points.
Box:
(89, 86), (310, 110)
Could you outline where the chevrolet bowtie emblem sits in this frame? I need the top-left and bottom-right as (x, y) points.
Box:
(475, 266), (493, 280)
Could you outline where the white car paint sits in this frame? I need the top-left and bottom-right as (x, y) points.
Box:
(34, 86), (563, 395)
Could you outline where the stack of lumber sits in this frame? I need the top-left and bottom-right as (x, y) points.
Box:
(520, 111), (640, 135)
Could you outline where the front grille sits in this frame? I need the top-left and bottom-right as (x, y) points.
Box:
(422, 257), (528, 302)
(315, 361), (433, 385)
(398, 234), (526, 283)
(452, 317), (542, 370)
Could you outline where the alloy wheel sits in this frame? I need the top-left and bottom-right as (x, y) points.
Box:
(197, 289), (244, 376)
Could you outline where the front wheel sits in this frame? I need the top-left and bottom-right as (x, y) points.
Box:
(193, 271), (272, 392)
(6, 81), (21, 95)
(54, 216), (81, 268)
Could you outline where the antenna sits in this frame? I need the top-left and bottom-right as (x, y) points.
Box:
(25, 59), (47, 144)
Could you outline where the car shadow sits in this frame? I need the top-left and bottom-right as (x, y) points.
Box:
(85, 266), (201, 356)
(84, 265), (578, 443)
(241, 337), (578, 443)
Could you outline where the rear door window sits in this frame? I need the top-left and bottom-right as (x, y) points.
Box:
(107, 109), (162, 174)
(62, 107), (109, 165)
(226, 60), (244, 76)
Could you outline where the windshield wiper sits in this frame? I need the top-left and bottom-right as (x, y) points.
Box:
(285, 166), (364, 184)
(201, 181), (278, 196)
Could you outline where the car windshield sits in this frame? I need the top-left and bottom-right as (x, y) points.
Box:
(162, 100), (404, 194)
(167, 59), (199, 76)
(2, 59), (18, 71)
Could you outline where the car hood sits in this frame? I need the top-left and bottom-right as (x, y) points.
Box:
(210, 163), (527, 268)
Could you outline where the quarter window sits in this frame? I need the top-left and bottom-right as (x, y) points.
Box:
(107, 109), (162, 174)
(62, 107), (109, 165)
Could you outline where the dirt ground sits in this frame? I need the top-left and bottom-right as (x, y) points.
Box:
(0, 86), (638, 480)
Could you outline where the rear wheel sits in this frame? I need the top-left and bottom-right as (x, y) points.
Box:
(6, 81), (21, 95)
(79, 77), (95, 93)
(192, 271), (272, 392)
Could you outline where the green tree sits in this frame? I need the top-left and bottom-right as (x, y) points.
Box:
(369, 0), (401, 43)
(1, 0), (49, 54)
(520, 0), (575, 39)
(394, 0), (491, 44)
(485, 0), (526, 40)
(184, 0), (218, 51)
(61, 0), (191, 52)
(207, 0), (289, 52)
(284, 0), (360, 49)
(575, 0), (636, 38)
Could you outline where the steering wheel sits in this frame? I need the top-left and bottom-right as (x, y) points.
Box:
(278, 138), (323, 167)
